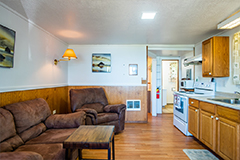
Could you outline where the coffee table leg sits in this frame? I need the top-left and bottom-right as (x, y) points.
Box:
(65, 149), (69, 160)
(78, 149), (82, 160)
(112, 136), (115, 160)
(108, 147), (111, 160)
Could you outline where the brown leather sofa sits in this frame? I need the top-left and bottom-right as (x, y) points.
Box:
(0, 98), (85, 160)
(70, 88), (126, 133)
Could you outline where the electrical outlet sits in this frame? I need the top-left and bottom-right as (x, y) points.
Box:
(53, 110), (56, 114)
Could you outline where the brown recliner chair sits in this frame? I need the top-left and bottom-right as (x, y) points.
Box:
(70, 88), (126, 133)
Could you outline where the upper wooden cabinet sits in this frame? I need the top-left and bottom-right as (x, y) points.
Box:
(202, 36), (229, 77)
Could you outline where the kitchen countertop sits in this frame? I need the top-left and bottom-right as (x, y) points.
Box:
(175, 91), (240, 111)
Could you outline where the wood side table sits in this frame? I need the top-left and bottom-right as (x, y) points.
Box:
(63, 125), (115, 160)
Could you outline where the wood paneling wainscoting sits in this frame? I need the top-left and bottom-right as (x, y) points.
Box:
(0, 85), (147, 123)
(0, 87), (68, 114)
(68, 86), (148, 123)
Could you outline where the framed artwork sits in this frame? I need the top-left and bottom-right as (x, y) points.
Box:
(232, 31), (240, 84)
(129, 64), (138, 75)
(92, 53), (111, 73)
(169, 62), (177, 82)
(0, 24), (16, 68)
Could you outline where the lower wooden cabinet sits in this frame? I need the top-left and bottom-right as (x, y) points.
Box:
(188, 106), (199, 138)
(188, 100), (240, 160)
(217, 117), (240, 160)
(199, 110), (216, 151)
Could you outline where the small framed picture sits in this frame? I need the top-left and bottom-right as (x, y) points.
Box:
(129, 64), (138, 76)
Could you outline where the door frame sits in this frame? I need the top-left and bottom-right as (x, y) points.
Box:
(162, 59), (179, 93)
(158, 57), (180, 114)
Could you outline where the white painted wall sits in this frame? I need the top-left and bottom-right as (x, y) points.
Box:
(0, 4), (68, 92)
(68, 45), (147, 86)
(194, 26), (240, 93)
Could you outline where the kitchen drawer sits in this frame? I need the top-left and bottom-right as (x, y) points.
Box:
(189, 98), (199, 108)
(217, 105), (240, 123)
(200, 101), (215, 114)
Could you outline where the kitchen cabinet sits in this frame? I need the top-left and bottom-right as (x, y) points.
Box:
(199, 101), (216, 151)
(216, 106), (240, 160)
(188, 100), (240, 160)
(188, 98), (199, 138)
(202, 36), (229, 77)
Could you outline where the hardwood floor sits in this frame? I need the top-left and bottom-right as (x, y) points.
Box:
(82, 113), (218, 160)
(162, 104), (173, 113)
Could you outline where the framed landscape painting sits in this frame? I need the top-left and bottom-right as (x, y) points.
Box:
(0, 24), (16, 68)
(92, 53), (111, 73)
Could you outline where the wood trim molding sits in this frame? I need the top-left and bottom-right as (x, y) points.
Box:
(0, 86), (68, 114)
(68, 86), (148, 123)
(0, 85), (148, 123)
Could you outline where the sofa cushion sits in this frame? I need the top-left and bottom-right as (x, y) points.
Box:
(0, 108), (24, 152)
(82, 103), (104, 113)
(97, 113), (118, 124)
(19, 123), (47, 143)
(0, 151), (43, 160)
(16, 143), (65, 160)
(45, 111), (85, 129)
(70, 88), (108, 112)
(26, 129), (76, 144)
(0, 108), (16, 142)
(0, 135), (24, 152)
(4, 98), (51, 134)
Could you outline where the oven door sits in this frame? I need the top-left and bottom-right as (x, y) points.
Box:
(173, 96), (188, 122)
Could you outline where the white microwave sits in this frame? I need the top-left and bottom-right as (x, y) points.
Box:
(180, 80), (194, 89)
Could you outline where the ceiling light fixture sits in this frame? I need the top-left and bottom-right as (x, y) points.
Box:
(141, 13), (156, 19)
(217, 10), (240, 29)
(54, 48), (77, 65)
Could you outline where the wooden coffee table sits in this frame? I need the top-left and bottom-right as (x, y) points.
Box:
(63, 125), (115, 160)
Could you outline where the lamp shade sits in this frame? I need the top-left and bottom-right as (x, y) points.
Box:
(62, 49), (77, 60)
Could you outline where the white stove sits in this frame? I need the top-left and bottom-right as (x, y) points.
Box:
(178, 82), (216, 96)
(173, 82), (215, 136)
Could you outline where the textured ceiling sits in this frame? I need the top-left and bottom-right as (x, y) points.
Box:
(0, 0), (240, 45)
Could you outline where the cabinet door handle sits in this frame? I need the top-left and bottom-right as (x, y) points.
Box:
(209, 72), (212, 75)
(211, 116), (214, 119)
(216, 117), (219, 120)
(195, 109), (198, 112)
(191, 102), (194, 104)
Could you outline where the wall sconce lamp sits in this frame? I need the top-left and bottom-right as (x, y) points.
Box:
(217, 10), (240, 29)
(54, 48), (77, 65)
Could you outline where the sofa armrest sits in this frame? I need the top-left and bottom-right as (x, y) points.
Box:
(104, 104), (126, 114)
(45, 111), (86, 129)
(76, 108), (98, 119)
(0, 151), (43, 160)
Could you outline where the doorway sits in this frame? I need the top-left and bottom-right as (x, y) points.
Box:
(162, 60), (179, 114)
